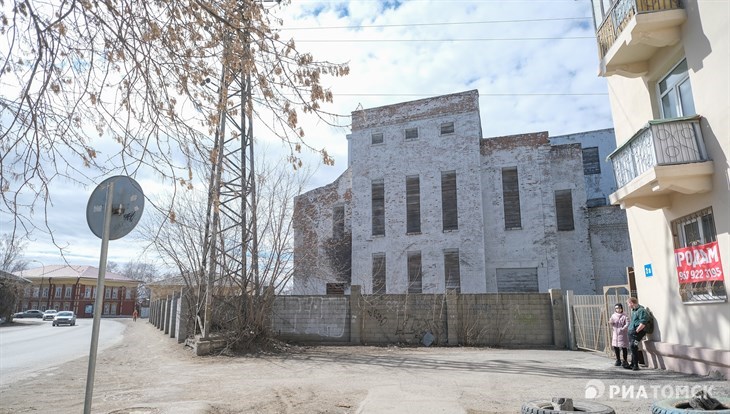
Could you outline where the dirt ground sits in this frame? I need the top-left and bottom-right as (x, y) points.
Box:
(0, 319), (727, 414)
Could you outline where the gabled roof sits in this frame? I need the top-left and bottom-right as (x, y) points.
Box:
(17, 265), (138, 283)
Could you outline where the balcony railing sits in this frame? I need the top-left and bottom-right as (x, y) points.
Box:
(609, 116), (708, 188)
(596, 0), (682, 59)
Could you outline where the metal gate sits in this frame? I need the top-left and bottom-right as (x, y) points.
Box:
(571, 286), (629, 354)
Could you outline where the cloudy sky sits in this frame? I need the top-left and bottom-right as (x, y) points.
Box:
(9, 0), (615, 271)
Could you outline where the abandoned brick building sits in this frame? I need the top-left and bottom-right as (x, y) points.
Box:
(292, 90), (633, 295)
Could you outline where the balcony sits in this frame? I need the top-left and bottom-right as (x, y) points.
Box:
(608, 116), (713, 210)
(596, 0), (686, 77)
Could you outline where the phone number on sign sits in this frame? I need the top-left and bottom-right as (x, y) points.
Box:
(678, 267), (723, 282)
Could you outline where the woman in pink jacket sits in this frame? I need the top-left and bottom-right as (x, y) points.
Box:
(609, 303), (629, 367)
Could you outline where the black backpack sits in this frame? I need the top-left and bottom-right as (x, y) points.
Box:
(643, 307), (655, 334)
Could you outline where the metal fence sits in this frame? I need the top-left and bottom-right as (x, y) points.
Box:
(571, 290), (630, 354)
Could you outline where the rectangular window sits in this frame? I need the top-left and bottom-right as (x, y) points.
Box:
(501, 167), (522, 229)
(444, 249), (461, 293)
(405, 127), (419, 140)
(406, 175), (421, 233)
(659, 59), (696, 118)
(126, 288), (132, 300)
(496, 268), (539, 293)
(440, 122), (455, 135)
(105, 287), (111, 299)
(65, 286), (72, 298)
(372, 253), (386, 294)
(85, 286), (91, 299)
(582, 147), (601, 175)
(672, 208), (726, 304)
(371, 179), (385, 236)
(555, 190), (575, 231)
(33, 287), (39, 297)
(103, 303), (109, 315)
(55, 287), (62, 298)
(407, 251), (422, 294)
(371, 132), (383, 145)
(112, 287), (118, 299)
(333, 206), (345, 239)
(441, 171), (458, 231)
(326, 283), (345, 295)
(42, 287), (49, 298)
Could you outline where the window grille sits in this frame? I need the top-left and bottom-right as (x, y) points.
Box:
(440, 122), (455, 135)
(405, 128), (419, 140)
(501, 167), (522, 229)
(444, 249), (461, 293)
(407, 251), (422, 294)
(372, 179), (385, 236)
(441, 171), (458, 231)
(372, 253), (386, 294)
(672, 208), (726, 303)
(406, 176), (421, 233)
(582, 147), (601, 175)
(555, 190), (575, 231)
(333, 206), (345, 239)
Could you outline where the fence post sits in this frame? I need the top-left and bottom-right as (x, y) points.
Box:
(445, 290), (459, 346)
(565, 290), (576, 350)
(349, 285), (362, 345)
(549, 289), (567, 349)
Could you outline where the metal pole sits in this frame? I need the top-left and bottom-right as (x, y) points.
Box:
(83, 181), (114, 414)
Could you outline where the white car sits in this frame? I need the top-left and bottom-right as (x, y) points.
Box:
(52, 311), (76, 326)
(42, 310), (58, 321)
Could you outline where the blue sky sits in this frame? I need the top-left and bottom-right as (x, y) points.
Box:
(10, 0), (615, 270)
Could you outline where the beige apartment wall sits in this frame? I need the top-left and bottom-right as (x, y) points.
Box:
(605, 0), (730, 371)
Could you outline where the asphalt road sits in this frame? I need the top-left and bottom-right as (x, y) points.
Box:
(0, 317), (126, 387)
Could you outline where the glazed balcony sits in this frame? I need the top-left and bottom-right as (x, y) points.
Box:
(596, 0), (686, 77)
(608, 116), (713, 210)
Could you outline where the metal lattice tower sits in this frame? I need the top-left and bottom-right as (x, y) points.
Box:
(201, 28), (260, 340)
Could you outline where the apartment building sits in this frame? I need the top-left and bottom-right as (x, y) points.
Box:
(293, 90), (633, 296)
(591, 0), (729, 376)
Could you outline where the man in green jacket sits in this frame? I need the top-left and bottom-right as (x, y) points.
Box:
(625, 297), (648, 371)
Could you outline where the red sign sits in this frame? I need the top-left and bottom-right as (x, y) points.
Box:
(674, 241), (724, 284)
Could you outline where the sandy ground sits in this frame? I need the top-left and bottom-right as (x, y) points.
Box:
(0, 319), (727, 414)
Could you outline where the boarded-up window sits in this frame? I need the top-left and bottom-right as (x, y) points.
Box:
(582, 147), (601, 175)
(407, 251), (422, 294)
(406, 175), (421, 233)
(372, 179), (385, 236)
(444, 249), (461, 293)
(326, 283), (345, 295)
(502, 167), (522, 229)
(371, 132), (384, 145)
(333, 206), (345, 239)
(372, 253), (386, 294)
(441, 171), (458, 231)
(405, 127), (419, 140)
(440, 122), (455, 135)
(496, 268), (539, 293)
(555, 189), (575, 231)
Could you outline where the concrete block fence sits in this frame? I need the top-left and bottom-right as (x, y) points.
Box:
(149, 286), (568, 348)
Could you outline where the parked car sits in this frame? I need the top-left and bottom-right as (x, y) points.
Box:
(13, 310), (44, 319)
(42, 309), (58, 321)
(52, 311), (76, 326)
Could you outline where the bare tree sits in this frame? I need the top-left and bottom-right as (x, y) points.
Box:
(144, 153), (311, 349)
(0, 233), (29, 320)
(0, 233), (28, 273)
(0, 0), (348, 238)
